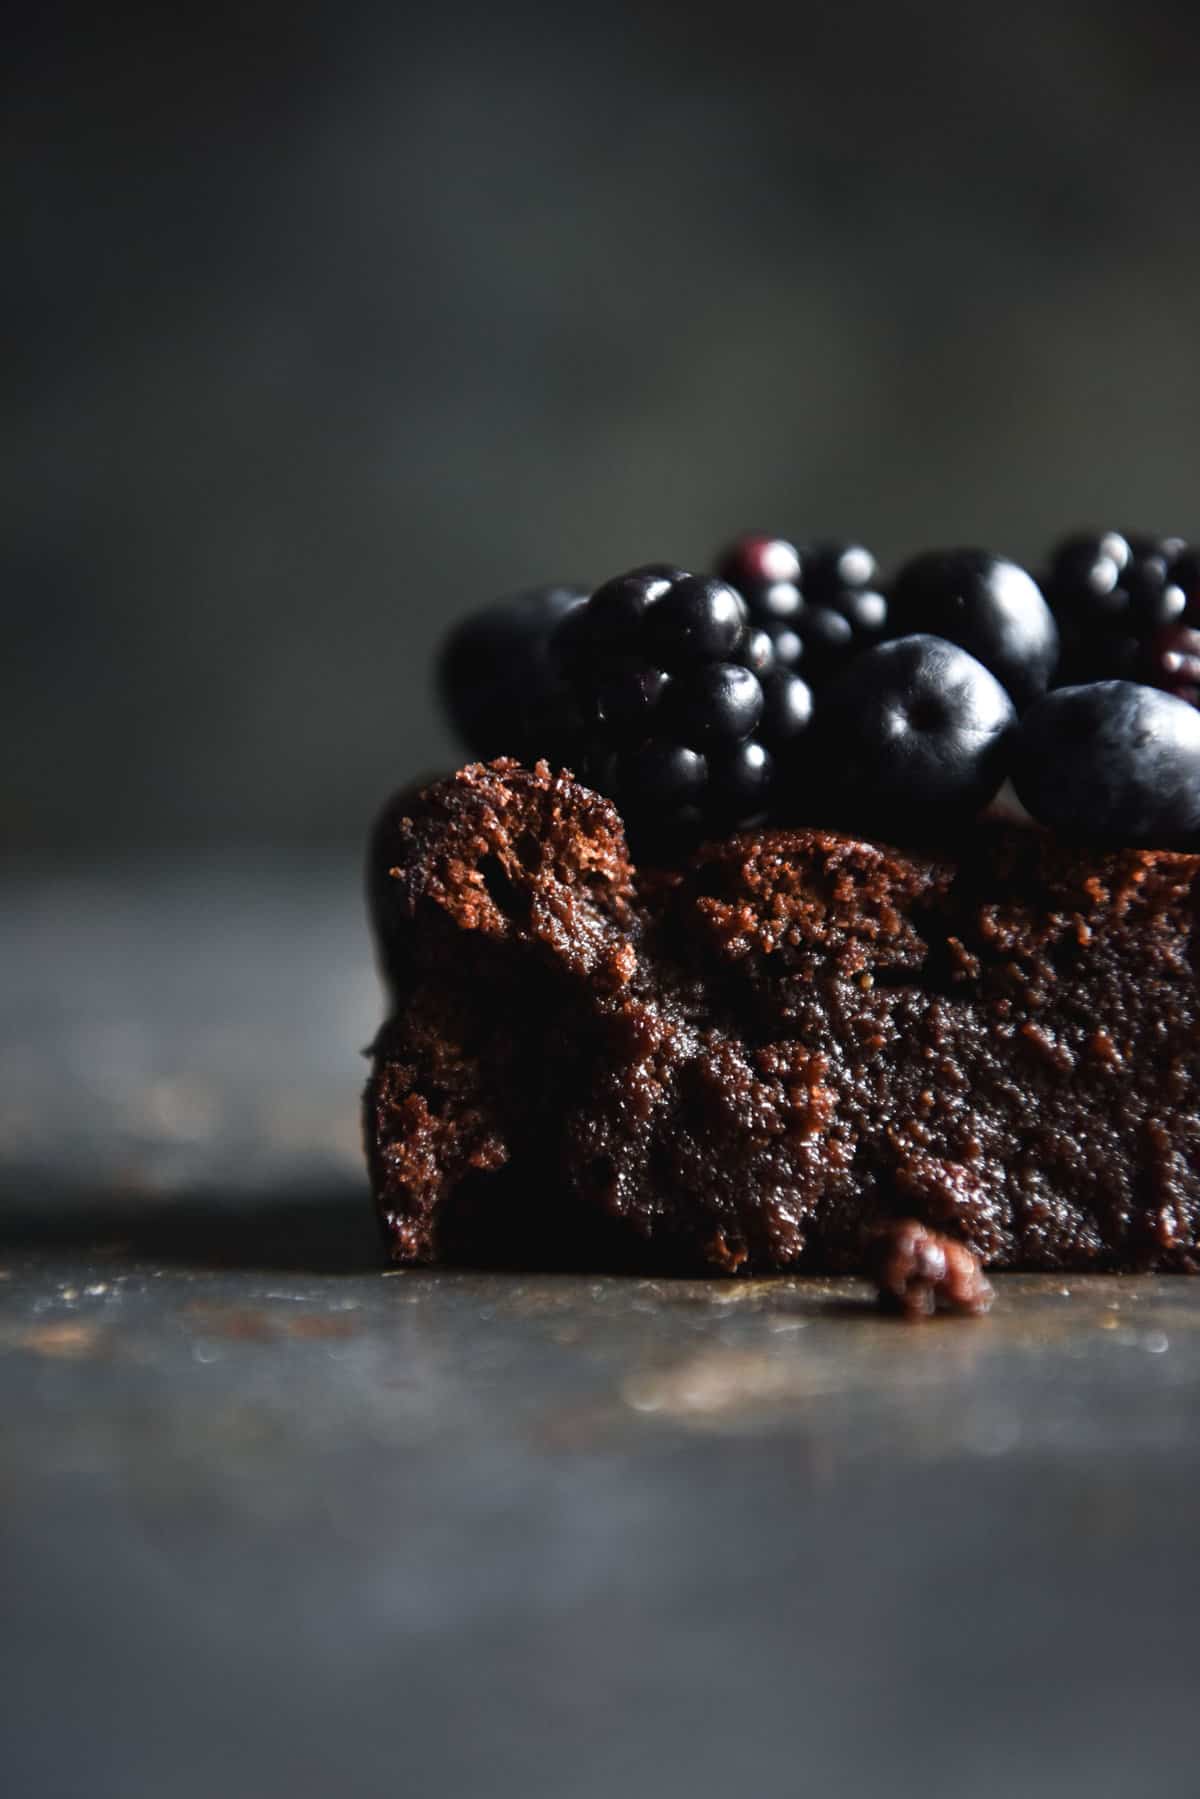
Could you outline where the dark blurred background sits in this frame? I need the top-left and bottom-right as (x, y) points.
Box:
(6, 15), (1200, 1797)
(5, 0), (1200, 854)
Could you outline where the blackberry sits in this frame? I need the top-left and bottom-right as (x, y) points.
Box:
(549, 565), (805, 842)
(438, 584), (587, 761)
(713, 532), (888, 686)
(889, 548), (1057, 709)
(1045, 531), (1192, 691)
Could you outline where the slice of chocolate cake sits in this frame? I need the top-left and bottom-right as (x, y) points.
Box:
(364, 759), (1200, 1279)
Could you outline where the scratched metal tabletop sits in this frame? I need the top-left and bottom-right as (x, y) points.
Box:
(2, 861), (1197, 1798)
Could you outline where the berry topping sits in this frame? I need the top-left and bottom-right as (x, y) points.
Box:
(1011, 681), (1200, 844)
(438, 584), (587, 761)
(435, 527), (1200, 857)
(813, 635), (1017, 833)
(889, 549), (1058, 708)
(1046, 530), (1193, 690)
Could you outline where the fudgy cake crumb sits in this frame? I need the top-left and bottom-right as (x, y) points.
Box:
(364, 759), (1200, 1276)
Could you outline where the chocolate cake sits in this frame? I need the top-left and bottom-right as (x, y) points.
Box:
(364, 758), (1200, 1282)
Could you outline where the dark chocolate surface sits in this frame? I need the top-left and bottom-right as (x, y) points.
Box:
(367, 760), (1200, 1273)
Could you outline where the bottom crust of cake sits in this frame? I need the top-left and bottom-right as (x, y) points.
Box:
(364, 760), (1200, 1279)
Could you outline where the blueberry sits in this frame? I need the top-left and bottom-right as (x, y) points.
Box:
(438, 584), (587, 759)
(813, 634), (1017, 832)
(715, 533), (803, 592)
(758, 668), (814, 746)
(889, 548), (1058, 708)
(1011, 681), (1200, 844)
(707, 739), (774, 829)
(662, 661), (764, 745)
(642, 575), (747, 666)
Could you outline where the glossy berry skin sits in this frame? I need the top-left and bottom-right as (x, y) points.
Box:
(707, 739), (773, 829)
(715, 533), (803, 592)
(578, 568), (675, 654)
(813, 635), (1017, 833)
(642, 575), (746, 666)
(889, 549), (1057, 709)
(614, 742), (707, 835)
(1011, 681), (1200, 844)
(758, 669), (814, 745)
(737, 627), (776, 676)
(439, 584), (587, 760)
(662, 661), (763, 744)
(589, 658), (671, 742)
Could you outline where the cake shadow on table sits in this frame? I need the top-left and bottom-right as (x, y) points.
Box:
(0, 1183), (383, 1276)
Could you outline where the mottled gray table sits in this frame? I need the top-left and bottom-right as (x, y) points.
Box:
(2, 863), (1197, 1798)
